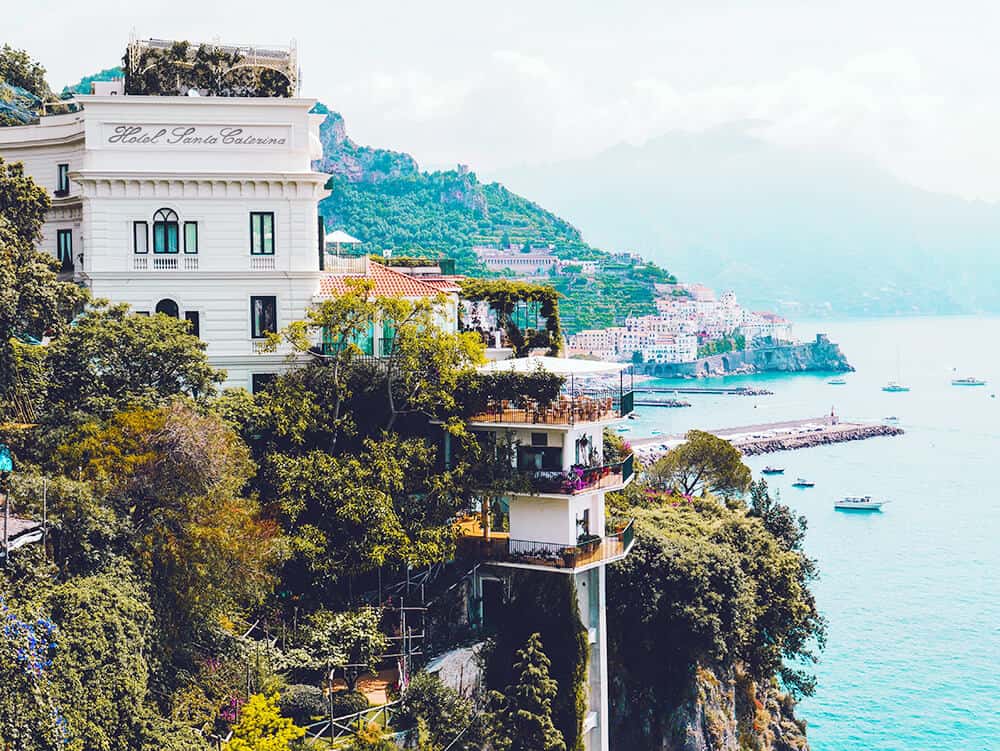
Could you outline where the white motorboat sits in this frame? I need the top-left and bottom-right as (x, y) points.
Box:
(792, 478), (815, 488)
(882, 381), (910, 393)
(835, 495), (886, 511)
(952, 377), (987, 386)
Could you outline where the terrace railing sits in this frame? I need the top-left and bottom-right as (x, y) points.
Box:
(457, 518), (636, 570)
(469, 388), (633, 426)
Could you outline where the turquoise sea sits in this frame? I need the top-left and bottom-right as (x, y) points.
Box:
(626, 316), (1000, 751)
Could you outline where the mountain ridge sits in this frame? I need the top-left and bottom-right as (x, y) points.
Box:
(492, 123), (1000, 317)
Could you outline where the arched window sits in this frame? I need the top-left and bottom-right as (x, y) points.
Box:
(153, 208), (179, 254)
(155, 298), (179, 318)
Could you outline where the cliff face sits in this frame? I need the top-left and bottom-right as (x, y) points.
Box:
(614, 664), (809, 751)
(637, 335), (853, 378)
(312, 104), (420, 184)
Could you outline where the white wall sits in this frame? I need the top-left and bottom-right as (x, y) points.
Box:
(509, 490), (605, 545)
(509, 495), (573, 544)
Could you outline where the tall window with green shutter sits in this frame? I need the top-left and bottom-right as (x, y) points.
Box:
(184, 222), (198, 254)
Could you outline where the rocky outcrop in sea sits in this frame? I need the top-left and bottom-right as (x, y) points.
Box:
(637, 334), (853, 379)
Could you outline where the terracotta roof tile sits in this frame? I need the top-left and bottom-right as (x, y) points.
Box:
(318, 261), (452, 299)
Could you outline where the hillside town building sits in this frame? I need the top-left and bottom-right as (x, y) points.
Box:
(567, 283), (792, 362)
(473, 242), (599, 277)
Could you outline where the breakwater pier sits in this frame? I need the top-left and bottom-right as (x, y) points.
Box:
(634, 399), (692, 408)
(634, 385), (773, 396)
(631, 416), (904, 463)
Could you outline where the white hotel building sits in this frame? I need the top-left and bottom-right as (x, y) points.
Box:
(0, 78), (330, 392)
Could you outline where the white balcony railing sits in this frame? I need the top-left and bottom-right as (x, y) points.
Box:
(251, 340), (272, 354)
(132, 255), (199, 271)
(249, 256), (276, 271)
(325, 254), (369, 274)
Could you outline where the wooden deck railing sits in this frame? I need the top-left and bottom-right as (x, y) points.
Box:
(456, 518), (636, 570)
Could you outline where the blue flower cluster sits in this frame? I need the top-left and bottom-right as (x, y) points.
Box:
(0, 596), (58, 679)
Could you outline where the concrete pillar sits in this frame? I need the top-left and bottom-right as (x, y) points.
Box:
(575, 565), (610, 751)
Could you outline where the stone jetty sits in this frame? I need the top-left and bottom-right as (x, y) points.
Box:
(738, 423), (904, 456)
(631, 416), (904, 463)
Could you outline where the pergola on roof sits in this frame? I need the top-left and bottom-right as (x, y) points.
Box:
(325, 230), (362, 245)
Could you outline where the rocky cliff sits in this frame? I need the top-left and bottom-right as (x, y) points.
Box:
(612, 664), (808, 751)
(636, 334), (853, 378)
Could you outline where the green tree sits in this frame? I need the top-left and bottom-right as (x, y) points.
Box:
(648, 429), (751, 499)
(45, 302), (221, 421)
(58, 402), (283, 645)
(0, 44), (51, 97)
(0, 159), (87, 416)
(269, 435), (460, 599)
(397, 672), (480, 751)
(375, 294), (484, 431)
(606, 499), (825, 746)
(748, 478), (807, 552)
(267, 278), (377, 451)
(490, 633), (566, 751)
(223, 693), (304, 751)
(47, 569), (155, 751)
(293, 607), (387, 691)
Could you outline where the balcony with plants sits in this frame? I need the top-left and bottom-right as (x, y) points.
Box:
(532, 454), (634, 495)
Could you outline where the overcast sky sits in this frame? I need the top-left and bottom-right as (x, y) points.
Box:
(9, 0), (1000, 200)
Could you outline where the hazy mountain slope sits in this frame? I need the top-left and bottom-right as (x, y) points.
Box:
(493, 124), (1000, 316)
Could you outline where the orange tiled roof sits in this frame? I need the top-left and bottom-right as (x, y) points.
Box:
(417, 275), (463, 293)
(318, 261), (452, 299)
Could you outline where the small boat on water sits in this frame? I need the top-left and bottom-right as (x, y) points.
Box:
(627, 413), (638, 420)
(761, 466), (785, 475)
(884, 350), (909, 392)
(952, 377), (987, 386)
(882, 381), (910, 393)
(835, 495), (887, 511)
(828, 377), (847, 385)
(792, 478), (815, 488)
(884, 416), (899, 423)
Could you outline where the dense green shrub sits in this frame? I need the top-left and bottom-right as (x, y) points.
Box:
(397, 672), (480, 750)
(330, 690), (369, 718)
(279, 684), (327, 724)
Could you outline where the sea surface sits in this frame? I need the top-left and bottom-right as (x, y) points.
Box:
(624, 315), (1000, 751)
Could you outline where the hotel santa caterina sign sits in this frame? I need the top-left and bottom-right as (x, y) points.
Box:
(103, 123), (291, 149)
